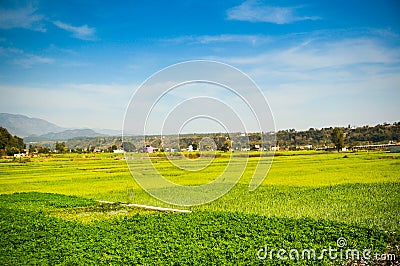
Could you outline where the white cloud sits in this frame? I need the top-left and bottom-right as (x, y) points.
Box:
(369, 28), (399, 39)
(0, 4), (46, 32)
(0, 45), (54, 68)
(0, 46), (24, 55)
(13, 54), (54, 68)
(0, 5), (97, 41)
(53, 21), (96, 40)
(47, 44), (77, 55)
(215, 37), (400, 72)
(200, 34), (400, 130)
(0, 83), (134, 129)
(226, 1), (319, 24)
(265, 72), (400, 130)
(164, 34), (271, 45)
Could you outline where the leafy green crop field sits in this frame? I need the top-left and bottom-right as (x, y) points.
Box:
(0, 151), (399, 264)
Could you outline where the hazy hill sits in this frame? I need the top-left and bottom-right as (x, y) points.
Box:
(0, 113), (120, 141)
(93, 128), (122, 136)
(0, 113), (64, 137)
(25, 129), (105, 142)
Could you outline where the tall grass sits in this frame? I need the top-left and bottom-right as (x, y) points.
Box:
(0, 151), (399, 229)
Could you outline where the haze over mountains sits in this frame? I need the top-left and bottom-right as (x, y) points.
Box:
(0, 113), (121, 141)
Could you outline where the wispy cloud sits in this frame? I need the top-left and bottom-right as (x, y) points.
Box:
(47, 44), (77, 55)
(369, 28), (399, 39)
(0, 45), (54, 68)
(163, 34), (271, 45)
(0, 4), (97, 41)
(0, 46), (24, 55)
(231, 36), (400, 130)
(210, 34), (399, 129)
(13, 54), (54, 68)
(214, 37), (400, 70)
(227, 0), (319, 24)
(0, 4), (46, 32)
(53, 21), (96, 40)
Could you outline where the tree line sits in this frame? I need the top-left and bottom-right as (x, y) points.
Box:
(2, 122), (399, 156)
(274, 122), (399, 150)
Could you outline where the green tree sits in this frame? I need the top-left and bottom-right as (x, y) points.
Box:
(0, 127), (25, 156)
(107, 144), (118, 153)
(122, 142), (136, 152)
(220, 140), (231, 152)
(29, 144), (37, 153)
(150, 138), (161, 149)
(55, 142), (67, 153)
(331, 127), (344, 152)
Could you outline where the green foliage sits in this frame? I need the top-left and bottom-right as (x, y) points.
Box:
(0, 126), (25, 155)
(275, 122), (400, 149)
(122, 141), (136, 152)
(220, 139), (231, 152)
(106, 144), (118, 152)
(0, 192), (398, 265)
(331, 127), (345, 151)
(29, 144), (45, 154)
(348, 122), (400, 144)
(0, 192), (96, 211)
(55, 141), (67, 153)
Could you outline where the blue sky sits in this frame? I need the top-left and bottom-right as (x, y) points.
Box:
(0, 0), (399, 132)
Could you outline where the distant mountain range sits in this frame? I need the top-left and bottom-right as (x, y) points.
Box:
(0, 113), (121, 141)
(0, 113), (64, 137)
(24, 129), (105, 142)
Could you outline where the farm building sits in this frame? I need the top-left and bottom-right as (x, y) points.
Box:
(143, 146), (153, 153)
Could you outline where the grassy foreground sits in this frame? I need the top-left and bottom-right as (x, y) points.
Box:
(0, 151), (399, 264)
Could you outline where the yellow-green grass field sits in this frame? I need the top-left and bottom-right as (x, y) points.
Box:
(1, 151), (399, 265)
(1, 151), (399, 229)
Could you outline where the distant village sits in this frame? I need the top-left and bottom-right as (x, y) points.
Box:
(2, 122), (400, 157)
